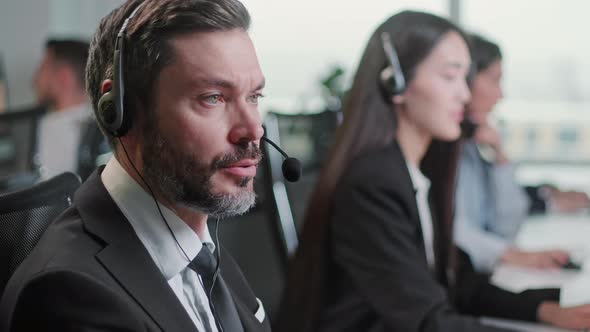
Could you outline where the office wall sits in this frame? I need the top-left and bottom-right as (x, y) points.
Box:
(0, 0), (123, 109)
(0, 0), (50, 109)
(242, 0), (448, 113)
(1, 0), (448, 112)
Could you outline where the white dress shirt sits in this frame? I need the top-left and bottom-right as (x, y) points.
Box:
(38, 103), (91, 179)
(406, 162), (435, 270)
(102, 157), (219, 331)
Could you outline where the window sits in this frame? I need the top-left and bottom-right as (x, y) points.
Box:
(462, 0), (590, 189)
(242, 0), (449, 114)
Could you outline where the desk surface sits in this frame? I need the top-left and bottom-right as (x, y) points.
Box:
(514, 213), (590, 254)
(481, 317), (576, 332)
(491, 213), (590, 305)
(490, 213), (590, 331)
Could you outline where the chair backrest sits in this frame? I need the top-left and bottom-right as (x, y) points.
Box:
(213, 158), (288, 322)
(263, 110), (341, 257)
(0, 172), (81, 294)
(215, 110), (341, 325)
(0, 105), (46, 192)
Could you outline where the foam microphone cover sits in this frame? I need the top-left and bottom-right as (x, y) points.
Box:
(282, 157), (301, 182)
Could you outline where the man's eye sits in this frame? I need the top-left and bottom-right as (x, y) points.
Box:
(442, 73), (456, 81)
(247, 93), (264, 104)
(203, 94), (223, 105)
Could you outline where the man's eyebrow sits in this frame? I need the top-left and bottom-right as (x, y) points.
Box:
(190, 77), (266, 92)
(253, 77), (265, 92)
(194, 78), (235, 89)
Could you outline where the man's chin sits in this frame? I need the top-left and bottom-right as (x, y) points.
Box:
(201, 188), (257, 218)
(179, 194), (256, 218)
(214, 172), (255, 190)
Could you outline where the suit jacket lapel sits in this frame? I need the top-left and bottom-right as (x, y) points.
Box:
(75, 169), (197, 332)
(230, 289), (263, 332)
(390, 142), (422, 231)
(390, 142), (434, 269)
(218, 247), (270, 332)
(428, 194), (447, 284)
(393, 141), (449, 279)
(211, 274), (244, 332)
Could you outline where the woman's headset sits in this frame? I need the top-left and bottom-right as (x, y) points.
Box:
(379, 31), (406, 97)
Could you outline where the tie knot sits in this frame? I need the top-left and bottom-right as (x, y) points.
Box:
(189, 247), (217, 280)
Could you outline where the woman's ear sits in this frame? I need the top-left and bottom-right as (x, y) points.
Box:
(392, 94), (405, 105)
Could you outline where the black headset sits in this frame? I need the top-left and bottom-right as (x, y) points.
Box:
(379, 31), (406, 97)
(97, 2), (145, 138)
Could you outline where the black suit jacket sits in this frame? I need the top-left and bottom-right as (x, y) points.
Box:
(316, 142), (557, 332)
(0, 169), (271, 332)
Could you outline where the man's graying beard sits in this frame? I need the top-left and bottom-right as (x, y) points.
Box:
(142, 129), (263, 218)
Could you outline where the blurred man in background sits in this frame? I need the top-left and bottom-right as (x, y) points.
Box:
(33, 38), (108, 180)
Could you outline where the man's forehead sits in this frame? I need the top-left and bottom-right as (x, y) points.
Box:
(165, 30), (263, 88)
(169, 29), (255, 61)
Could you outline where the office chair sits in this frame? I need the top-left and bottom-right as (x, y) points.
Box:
(0, 105), (46, 192)
(216, 109), (341, 325)
(263, 110), (341, 257)
(212, 157), (287, 322)
(0, 172), (81, 294)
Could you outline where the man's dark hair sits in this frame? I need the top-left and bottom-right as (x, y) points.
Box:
(85, 0), (251, 147)
(46, 39), (90, 88)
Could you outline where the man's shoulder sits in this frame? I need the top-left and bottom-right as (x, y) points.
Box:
(0, 205), (127, 331)
(0, 257), (149, 331)
(3, 174), (115, 302)
(8, 205), (106, 285)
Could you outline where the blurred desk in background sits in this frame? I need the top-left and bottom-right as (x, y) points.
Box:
(486, 213), (590, 331)
(491, 213), (590, 301)
(481, 317), (575, 332)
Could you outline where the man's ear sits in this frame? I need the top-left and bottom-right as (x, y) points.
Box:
(100, 79), (113, 94)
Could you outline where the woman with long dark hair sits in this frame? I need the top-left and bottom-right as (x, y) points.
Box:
(278, 11), (590, 332)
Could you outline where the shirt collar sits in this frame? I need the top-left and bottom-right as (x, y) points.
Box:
(406, 162), (431, 193)
(462, 140), (481, 159)
(101, 157), (215, 280)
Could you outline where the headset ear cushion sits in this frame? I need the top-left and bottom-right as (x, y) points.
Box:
(98, 92), (117, 133)
(379, 67), (398, 101)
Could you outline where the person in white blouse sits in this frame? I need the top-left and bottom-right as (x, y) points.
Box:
(454, 34), (590, 273)
(279, 12), (590, 332)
